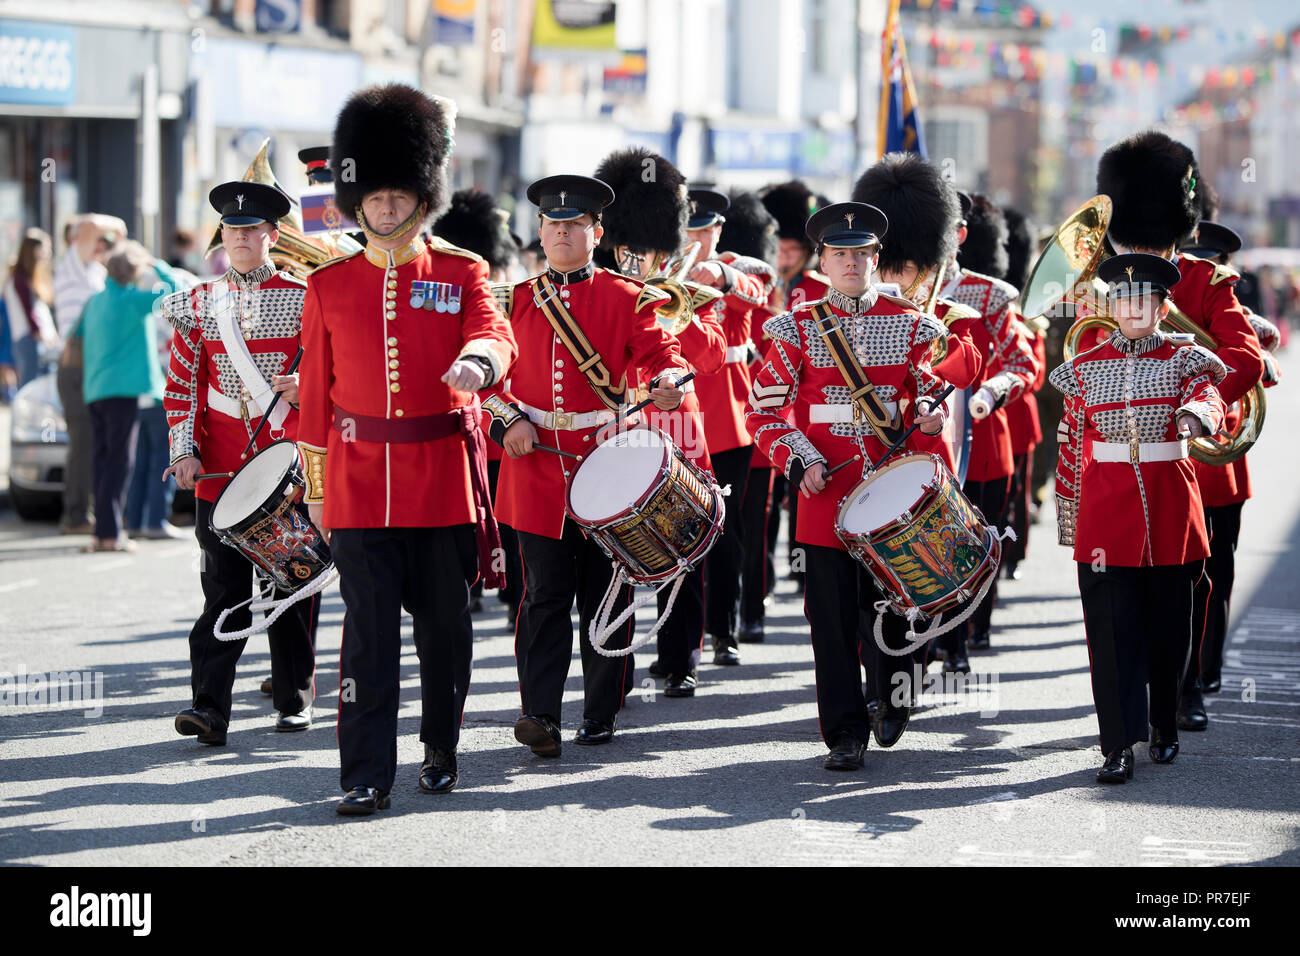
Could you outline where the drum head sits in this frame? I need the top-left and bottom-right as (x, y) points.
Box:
(839, 457), (935, 535)
(569, 429), (669, 522)
(211, 441), (300, 530)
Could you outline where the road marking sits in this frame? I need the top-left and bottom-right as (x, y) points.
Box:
(951, 845), (1096, 865)
(0, 578), (39, 593)
(1140, 835), (1253, 865)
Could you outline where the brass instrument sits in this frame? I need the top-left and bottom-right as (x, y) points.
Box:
(645, 241), (724, 335)
(204, 139), (362, 278)
(1022, 195), (1265, 465)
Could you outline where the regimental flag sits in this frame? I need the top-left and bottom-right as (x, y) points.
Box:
(299, 184), (358, 235)
(878, 0), (926, 158)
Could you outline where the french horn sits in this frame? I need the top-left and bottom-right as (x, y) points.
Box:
(204, 139), (362, 278)
(1021, 195), (1265, 465)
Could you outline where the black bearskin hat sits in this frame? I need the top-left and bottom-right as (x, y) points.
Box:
(957, 194), (1009, 280)
(1001, 206), (1035, 291)
(850, 153), (959, 273)
(1096, 130), (1199, 251)
(434, 189), (516, 273)
(331, 84), (452, 222)
(761, 181), (819, 245)
(718, 190), (778, 264)
(592, 147), (688, 255)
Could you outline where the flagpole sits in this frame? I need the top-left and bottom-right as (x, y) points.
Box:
(877, 0), (900, 159)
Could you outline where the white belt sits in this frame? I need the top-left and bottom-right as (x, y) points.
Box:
(809, 401), (898, 424)
(1090, 438), (1189, 464)
(724, 345), (748, 364)
(206, 384), (267, 421)
(518, 401), (616, 431)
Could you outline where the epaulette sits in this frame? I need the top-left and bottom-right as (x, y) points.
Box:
(160, 288), (196, 333)
(762, 311), (800, 347)
(1047, 360), (1081, 398)
(689, 284), (724, 311)
(428, 235), (483, 262)
(490, 281), (514, 317)
(634, 281), (672, 312)
(306, 249), (362, 276)
(938, 298), (981, 326)
(1166, 332), (1197, 346)
(1209, 262), (1240, 286)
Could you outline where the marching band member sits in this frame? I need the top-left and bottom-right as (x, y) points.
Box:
(1050, 253), (1226, 784)
(163, 181), (318, 747)
(930, 192), (1038, 669)
(482, 173), (686, 756)
(590, 148), (725, 686)
(1094, 132), (1265, 732)
(745, 201), (949, 771)
(297, 85), (517, 815)
(434, 188), (527, 623)
(684, 188), (779, 662)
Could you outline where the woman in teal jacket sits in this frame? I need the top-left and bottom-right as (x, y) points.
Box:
(77, 242), (178, 551)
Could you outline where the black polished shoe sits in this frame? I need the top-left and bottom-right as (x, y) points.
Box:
(824, 733), (867, 770)
(968, 631), (991, 651)
(514, 714), (561, 758)
(1177, 687), (1209, 732)
(737, 620), (765, 643)
(647, 659), (668, 678)
(1096, 747), (1134, 784)
(1201, 674), (1221, 694)
(418, 746), (459, 793)
(275, 708), (311, 732)
(259, 677), (273, 696)
(337, 786), (391, 815)
(712, 639), (741, 666)
(575, 718), (616, 745)
(942, 648), (971, 674)
(663, 673), (697, 698)
(872, 704), (910, 748)
(175, 707), (228, 746)
(1148, 728), (1179, 765)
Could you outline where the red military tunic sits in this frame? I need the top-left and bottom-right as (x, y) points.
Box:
(943, 264), (1039, 481)
(296, 236), (517, 529)
(745, 287), (948, 551)
(1050, 329), (1226, 567)
(1173, 254), (1265, 508)
(691, 254), (772, 455)
(638, 302), (725, 471)
(911, 297), (987, 472)
(162, 262), (305, 502)
(1007, 320), (1046, 456)
(483, 265), (686, 539)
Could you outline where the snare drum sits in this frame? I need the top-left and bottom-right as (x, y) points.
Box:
(209, 440), (333, 592)
(566, 428), (724, 584)
(834, 453), (999, 618)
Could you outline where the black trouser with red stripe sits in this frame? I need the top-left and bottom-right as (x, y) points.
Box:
(704, 444), (754, 648)
(938, 474), (1011, 656)
(516, 521), (634, 726)
(656, 564), (704, 675)
(189, 498), (317, 724)
(1078, 560), (1200, 756)
(332, 524), (476, 794)
(1182, 502), (1244, 697)
(471, 460), (524, 612)
(804, 542), (918, 748)
(740, 465), (774, 625)
(1004, 451), (1034, 567)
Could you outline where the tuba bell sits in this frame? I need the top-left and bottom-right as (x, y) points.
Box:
(1021, 195), (1265, 465)
(644, 241), (724, 336)
(204, 139), (362, 278)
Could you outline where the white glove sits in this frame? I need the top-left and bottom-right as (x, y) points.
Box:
(441, 359), (486, 392)
(968, 387), (995, 421)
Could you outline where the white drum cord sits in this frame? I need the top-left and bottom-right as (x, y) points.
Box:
(214, 566), (339, 642)
(872, 524), (1017, 657)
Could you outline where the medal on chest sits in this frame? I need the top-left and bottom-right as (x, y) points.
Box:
(409, 280), (462, 314)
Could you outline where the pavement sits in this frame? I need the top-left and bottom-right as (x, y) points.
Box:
(0, 353), (1297, 867)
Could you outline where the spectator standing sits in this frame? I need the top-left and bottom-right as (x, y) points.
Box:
(3, 229), (59, 387)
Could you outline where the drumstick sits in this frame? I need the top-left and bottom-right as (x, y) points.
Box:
(824, 454), (861, 477)
(194, 471), (235, 481)
(610, 371), (698, 426)
(239, 346), (305, 461)
(534, 443), (582, 461)
(869, 383), (956, 471)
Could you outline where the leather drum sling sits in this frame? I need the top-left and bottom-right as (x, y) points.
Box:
(531, 273), (625, 412)
(809, 301), (903, 446)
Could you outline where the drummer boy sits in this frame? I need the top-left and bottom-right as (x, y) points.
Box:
(744, 201), (947, 771)
(161, 180), (318, 747)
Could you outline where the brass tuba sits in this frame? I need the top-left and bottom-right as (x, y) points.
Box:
(204, 139), (362, 278)
(1021, 195), (1265, 465)
(644, 241), (724, 335)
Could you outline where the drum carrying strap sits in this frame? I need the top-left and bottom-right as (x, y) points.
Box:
(810, 301), (903, 446)
(212, 280), (291, 434)
(531, 273), (625, 412)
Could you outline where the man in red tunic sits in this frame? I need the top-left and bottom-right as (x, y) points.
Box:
(163, 181), (318, 747)
(482, 174), (687, 757)
(297, 85), (518, 815)
(746, 201), (948, 771)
